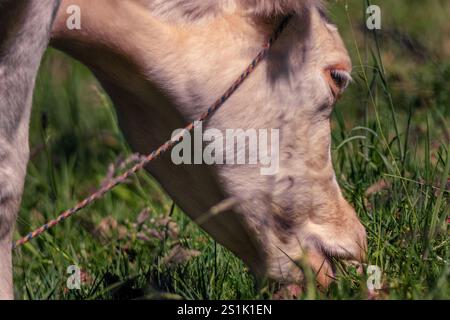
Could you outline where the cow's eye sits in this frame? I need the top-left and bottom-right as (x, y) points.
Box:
(326, 68), (352, 98)
(330, 70), (350, 90)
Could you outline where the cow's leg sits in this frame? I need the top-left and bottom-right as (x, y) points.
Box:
(0, 0), (60, 299)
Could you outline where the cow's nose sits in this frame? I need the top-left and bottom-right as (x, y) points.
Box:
(305, 223), (366, 288)
(301, 202), (367, 287)
(308, 211), (366, 259)
(344, 206), (367, 262)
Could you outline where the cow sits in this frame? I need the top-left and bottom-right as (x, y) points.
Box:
(0, 0), (367, 299)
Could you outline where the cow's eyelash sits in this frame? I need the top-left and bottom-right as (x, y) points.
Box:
(330, 69), (352, 90)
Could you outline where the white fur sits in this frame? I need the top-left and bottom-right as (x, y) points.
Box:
(145, 0), (322, 22)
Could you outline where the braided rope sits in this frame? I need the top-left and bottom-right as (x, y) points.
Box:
(13, 15), (292, 250)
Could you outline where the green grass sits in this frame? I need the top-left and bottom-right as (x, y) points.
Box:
(13, 0), (449, 300)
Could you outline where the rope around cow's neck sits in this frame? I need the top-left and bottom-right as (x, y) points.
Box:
(13, 15), (293, 250)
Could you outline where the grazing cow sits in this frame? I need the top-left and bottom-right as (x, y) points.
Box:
(0, 0), (367, 299)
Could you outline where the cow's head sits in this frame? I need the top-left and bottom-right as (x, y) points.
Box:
(52, 0), (366, 288)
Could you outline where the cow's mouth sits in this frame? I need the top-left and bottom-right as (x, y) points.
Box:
(273, 245), (342, 299)
(307, 248), (336, 288)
